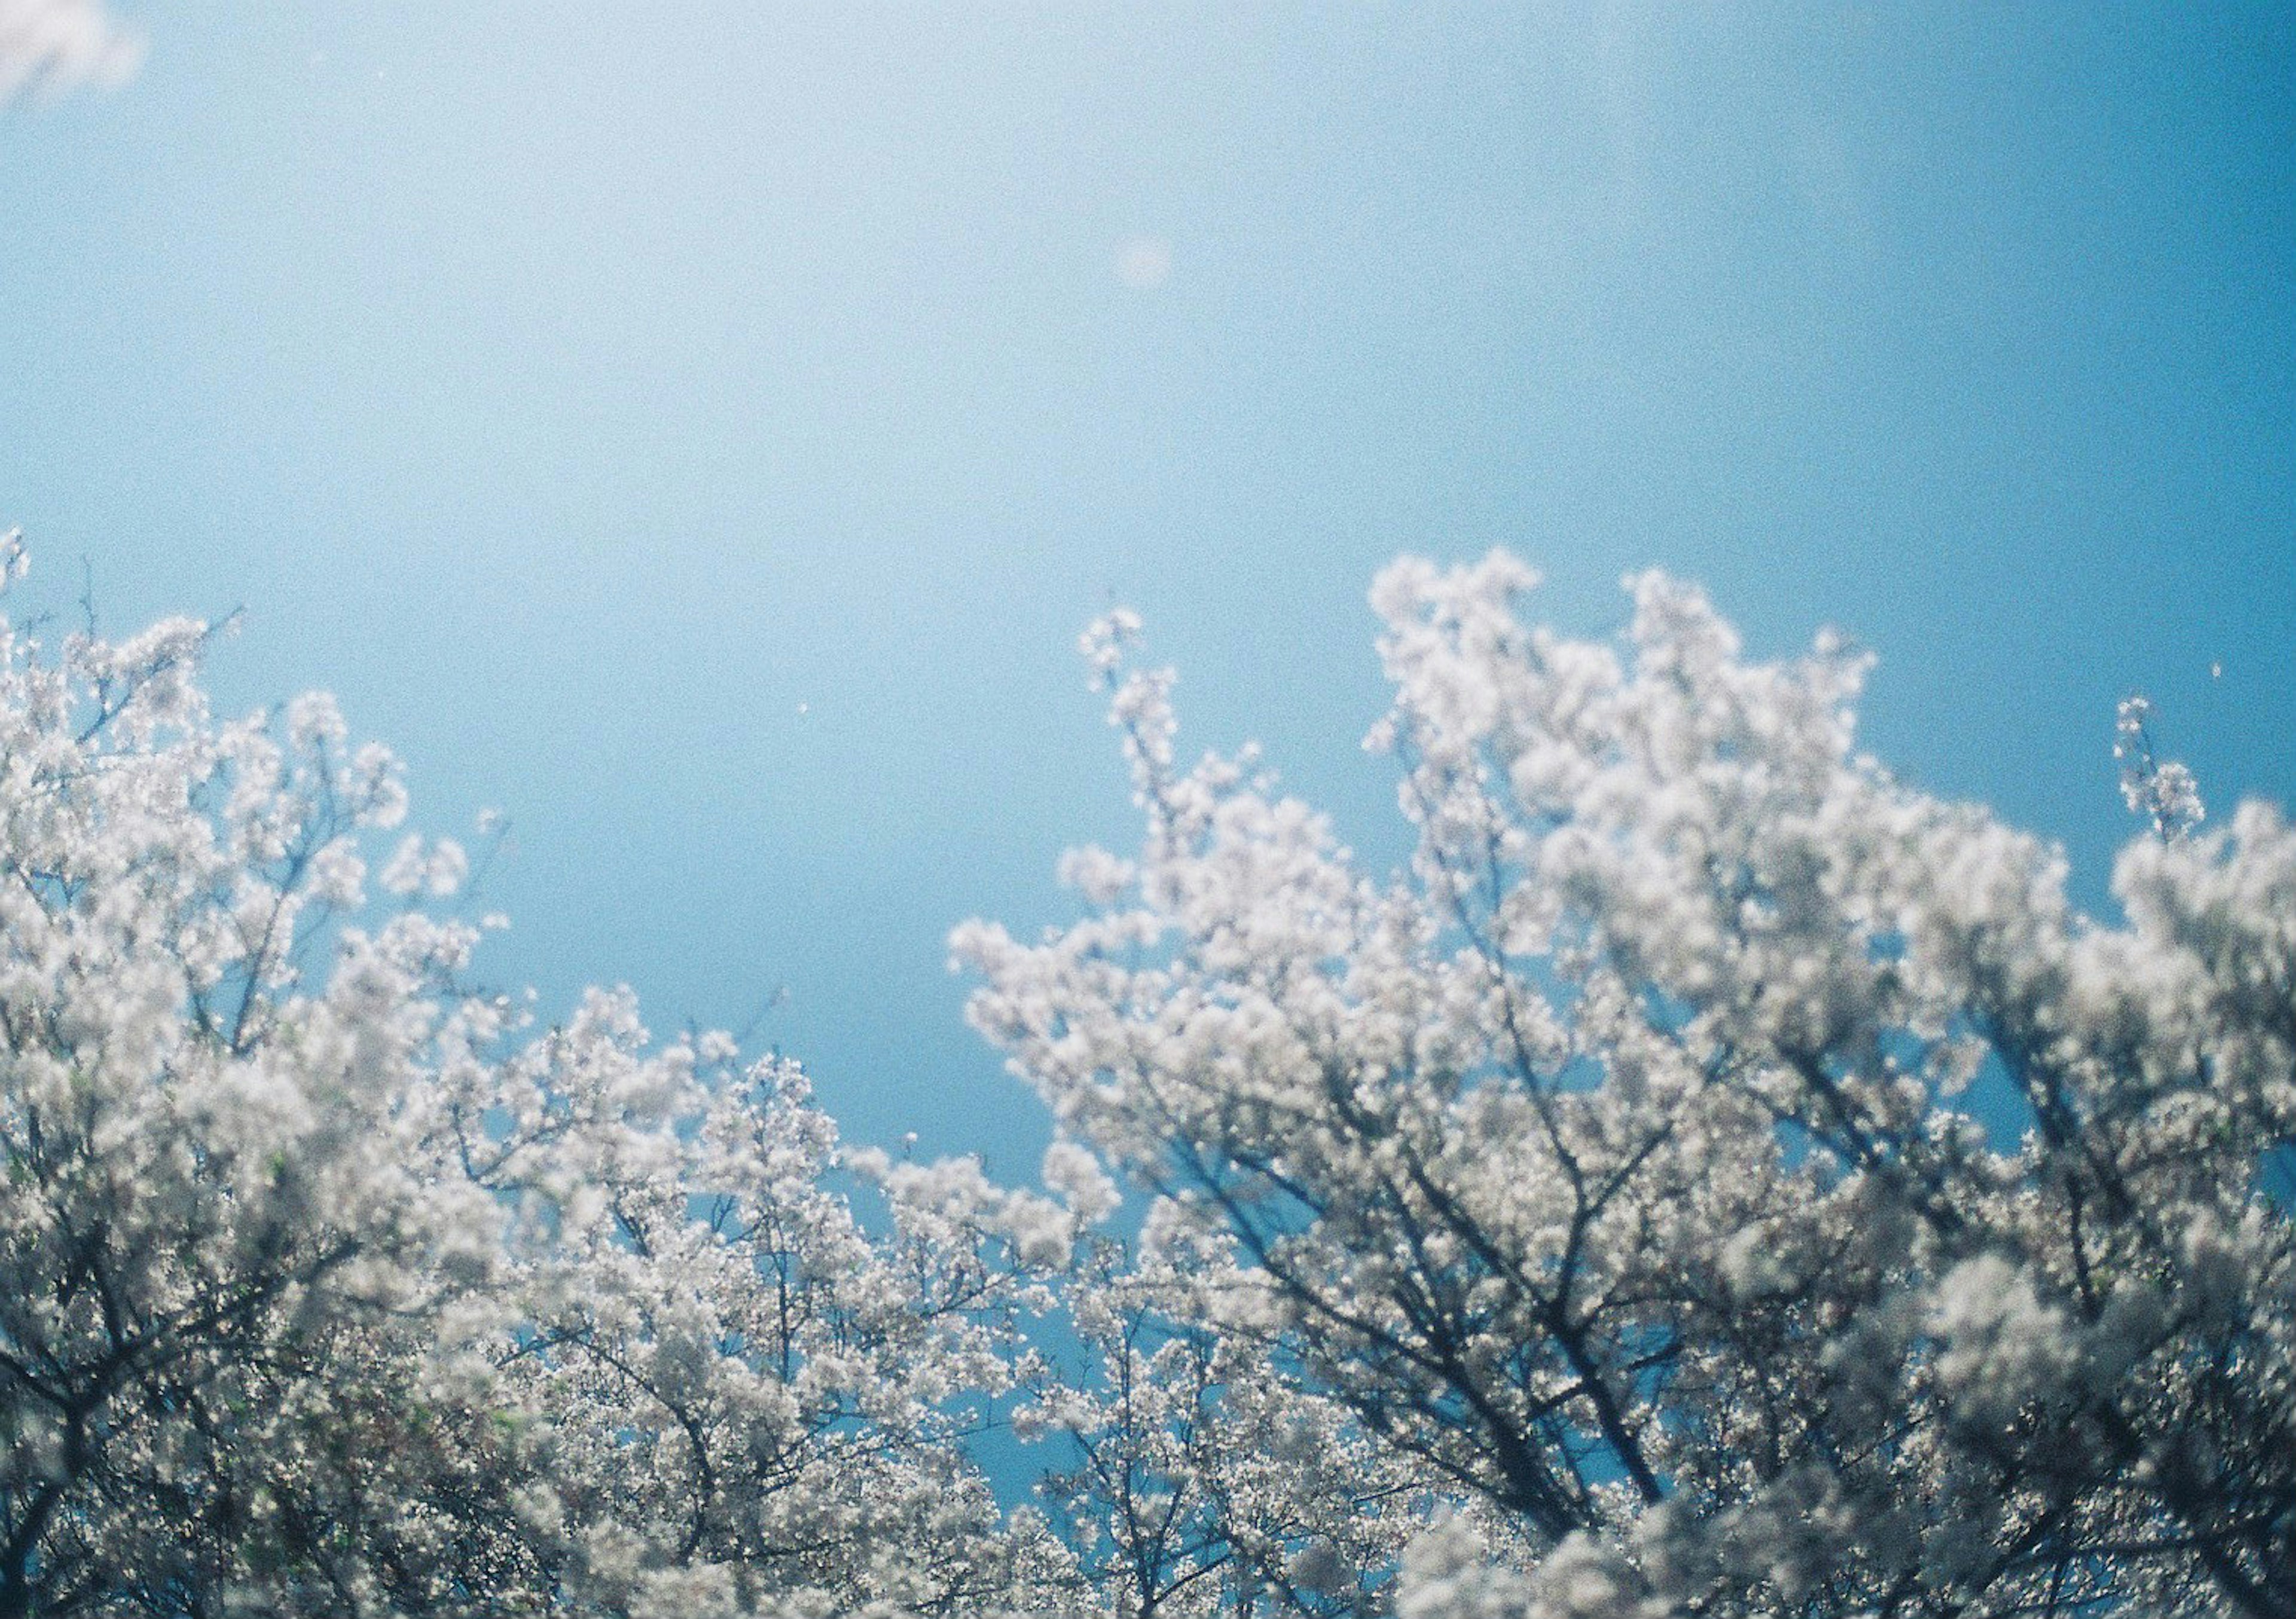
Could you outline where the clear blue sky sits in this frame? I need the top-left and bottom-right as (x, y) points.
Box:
(2, 4), (2289, 1175)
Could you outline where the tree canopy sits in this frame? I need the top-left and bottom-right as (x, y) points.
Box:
(3, 534), (2289, 1615)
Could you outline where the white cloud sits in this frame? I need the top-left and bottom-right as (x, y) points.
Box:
(0, 0), (144, 109)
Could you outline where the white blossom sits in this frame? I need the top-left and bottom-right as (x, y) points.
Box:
(7, 536), (2288, 1617)
(965, 551), (2296, 1618)
(0, 552), (1075, 1615)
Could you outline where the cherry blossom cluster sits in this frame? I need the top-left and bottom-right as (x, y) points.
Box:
(963, 552), (2294, 1617)
(4, 532), (2288, 1617)
(0, 546), (1088, 1615)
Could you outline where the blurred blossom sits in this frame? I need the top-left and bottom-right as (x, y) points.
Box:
(0, 0), (142, 107)
(1114, 234), (1173, 290)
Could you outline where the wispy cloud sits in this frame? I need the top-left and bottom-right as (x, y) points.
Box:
(0, 0), (143, 109)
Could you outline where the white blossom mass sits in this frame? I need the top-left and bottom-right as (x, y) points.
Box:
(1, 533), (2289, 1615)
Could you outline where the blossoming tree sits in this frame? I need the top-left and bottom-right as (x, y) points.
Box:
(961, 554), (2295, 1618)
(0, 533), (1089, 1616)
(4, 527), (2290, 1616)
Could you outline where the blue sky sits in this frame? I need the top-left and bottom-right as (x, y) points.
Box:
(2, 3), (2289, 1175)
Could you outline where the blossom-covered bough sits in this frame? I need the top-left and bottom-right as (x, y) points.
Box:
(0, 532), (1092, 1615)
(960, 553), (2296, 1617)
(3, 529), (2289, 1616)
